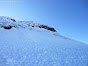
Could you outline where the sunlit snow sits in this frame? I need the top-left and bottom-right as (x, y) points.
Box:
(0, 16), (88, 66)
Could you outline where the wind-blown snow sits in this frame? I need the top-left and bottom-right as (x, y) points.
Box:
(0, 16), (88, 66)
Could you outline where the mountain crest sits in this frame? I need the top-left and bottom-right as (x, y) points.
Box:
(0, 16), (56, 32)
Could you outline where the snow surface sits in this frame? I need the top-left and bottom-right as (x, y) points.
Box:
(0, 16), (88, 66)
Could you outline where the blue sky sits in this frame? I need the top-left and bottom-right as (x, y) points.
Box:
(0, 0), (88, 44)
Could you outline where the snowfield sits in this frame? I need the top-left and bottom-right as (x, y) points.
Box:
(0, 16), (88, 66)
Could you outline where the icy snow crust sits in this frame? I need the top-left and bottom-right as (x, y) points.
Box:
(0, 16), (88, 66)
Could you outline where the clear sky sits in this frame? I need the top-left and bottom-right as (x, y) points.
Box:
(0, 0), (88, 44)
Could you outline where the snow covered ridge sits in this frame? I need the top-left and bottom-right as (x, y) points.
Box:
(0, 16), (56, 32)
(0, 16), (88, 66)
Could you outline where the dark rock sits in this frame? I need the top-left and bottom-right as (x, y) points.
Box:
(11, 19), (16, 22)
(38, 25), (56, 32)
(3, 25), (12, 29)
(32, 26), (34, 27)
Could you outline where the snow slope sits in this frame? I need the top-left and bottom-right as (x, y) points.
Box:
(0, 16), (88, 66)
